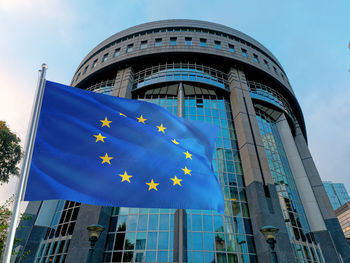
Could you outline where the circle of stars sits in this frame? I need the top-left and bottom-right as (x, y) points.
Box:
(93, 114), (194, 191)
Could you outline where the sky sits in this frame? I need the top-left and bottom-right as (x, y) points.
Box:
(0, 0), (349, 207)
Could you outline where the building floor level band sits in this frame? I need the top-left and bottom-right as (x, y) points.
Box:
(13, 20), (350, 263)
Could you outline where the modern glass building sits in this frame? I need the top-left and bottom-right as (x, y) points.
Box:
(323, 181), (350, 210)
(14, 20), (350, 263)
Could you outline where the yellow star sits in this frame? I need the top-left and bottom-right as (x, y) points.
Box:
(119, 112), (126, 117)
(170, 176), (182, 186)
(119, 171), (132, 183)
(157, 123), (167, 133)
(99, 153), (113, 164)
(94, 133), (106, 143)
(184, 151), (192, 160)
(146, 179), (159, 191)
(136, 115), (147, 124)
(172, 139), (179, 145)
(100, 117), (112, 128)
(182, 166), (192, 176)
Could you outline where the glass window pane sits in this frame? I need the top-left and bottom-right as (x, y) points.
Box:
(146, 251), (156, 262)
(146, 232), (157, 249)
(157, 251), (168, 262)
(125, 232), (136, 250)
(158, 232), (169, 249)
(148, 214), (159, 230)
(138, 215), (148, 231)
(136, 232), (146, 250)
(192, 215), (202, 231)
(192, 232), (203, 250)
(203, 232), (214, 251)
(159, 214), (169, 230)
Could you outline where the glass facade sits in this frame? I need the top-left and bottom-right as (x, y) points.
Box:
(323, 181), (350, 210)
(35, 201), (81, 263)
(102, 82), (257, 262)
(255, 109), (323, 263)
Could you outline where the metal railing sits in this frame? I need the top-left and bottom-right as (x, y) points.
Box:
(133, 63), (229, 90)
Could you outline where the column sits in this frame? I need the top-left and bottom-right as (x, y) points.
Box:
(112, 67), (134, 99)
(228, 68), (295, 263)
(294, 125), (350, 262)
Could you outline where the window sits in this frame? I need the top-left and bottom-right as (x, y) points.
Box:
(75, 73), (80, 82)
(126, 44), (134, 53)
(82, 66), (88, 75)
(273, 66), (277, 74)
(228, 44), (235, 53)
(140, 40), (147, 49)
(92, 59), (98, 68)
(170, 37), (177, 46)
(113, 48), (120, 57)
(264, 59), (269, 69)
(215, 40), (221, 49)
(241, 48), (248, 58)
(253, 54), (259, 63)
(154, 38), (162, 47)
(102, 53), (109, 63)
(281, 73), (285, 80)
(185, 37), (192, 46)
(200, 38), (207, 47)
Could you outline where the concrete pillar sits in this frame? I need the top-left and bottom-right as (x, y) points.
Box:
(294, 125), (350, 262)
(228, 68), (295, 263)
(276, 114), (326, 232)
(112, 67), (134, 99)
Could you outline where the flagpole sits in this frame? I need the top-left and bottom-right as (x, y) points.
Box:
(2, 64), (48, 263)
(174, 83), (187, 263)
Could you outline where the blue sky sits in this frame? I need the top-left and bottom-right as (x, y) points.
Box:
(0, 0), (349, 204)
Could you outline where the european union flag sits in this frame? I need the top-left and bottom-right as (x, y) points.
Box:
(25, 81), (224, 213)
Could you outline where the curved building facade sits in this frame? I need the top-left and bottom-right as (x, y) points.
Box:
(15, 20), (349, 263)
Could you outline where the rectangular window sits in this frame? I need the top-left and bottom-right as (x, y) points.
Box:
(140, 40), (148, 49)
(82, 66), (88, 75)
(154, 38), (162, 47)
(113, 48), (120, 57)
(214, 40), (221, 49)
(281, 73), (285, 80)
(102, 53), (109, 63)
(273, 66), (277, 74)
(241, 48), (248, 58)
(185, 37), (192, 46)
(126, 44), (134, 53)
(75, 73), (80, 82)
(253, 54), (259, 63)
(170, 37), (177, 46)
(92, 59), (98, 68)
(228, 44), (235, 53)
(200, 38), (207, 47)
(264, 59), (269, 69)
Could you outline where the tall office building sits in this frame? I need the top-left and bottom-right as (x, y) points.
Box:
(14, 20), (350, 263)
(323, 181), (350, 210)
(335, 201), (350, 244)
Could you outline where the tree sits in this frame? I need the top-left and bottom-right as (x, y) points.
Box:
(0, 197), (32, 260)
(0, 121), (22, 183)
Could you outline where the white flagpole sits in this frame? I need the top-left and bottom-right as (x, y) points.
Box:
(2, 64), (48, 263)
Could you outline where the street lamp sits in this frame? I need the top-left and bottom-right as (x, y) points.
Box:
(86, 224), (105, 263)
(260, 225), (279, 263)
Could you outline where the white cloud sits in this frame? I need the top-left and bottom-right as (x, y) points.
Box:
(0, 0), (75, 24)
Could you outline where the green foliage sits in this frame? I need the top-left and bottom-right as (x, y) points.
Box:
(0, 197), (32, 260)
(0, 121), (22, 184)
(0, 197), (14, 259)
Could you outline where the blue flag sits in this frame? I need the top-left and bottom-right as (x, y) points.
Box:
(25, 81), (224, 213)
